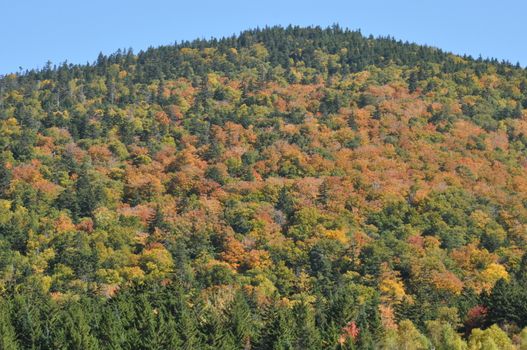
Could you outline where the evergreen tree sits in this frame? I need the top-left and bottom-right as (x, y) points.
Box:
(12, 294), (46, 350)
(408, 71), (418, 93)
(207, 311), (236, 350)
(226, 291), (256, 349)
(126, 294), (166, 350)
(172, 293), (202, 350)
(257, 304), (294, 350)
(159, 311), (184, 350)
(0, 300), (19, 350)
(76, 161), (104, 218)
(0, 153), (12, 196)
(291, 300), (322, 350)
(62, 303), (100, 350)
(98, 305), (127, 350)
(148, 204), (169, 234)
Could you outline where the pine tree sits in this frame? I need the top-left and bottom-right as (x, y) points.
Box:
(159, 312), (183, 350)
(257, 304), (293, 350)
(207, 311), (236, 350)
(291, 300), (322, 350)
(0, 153), (12, 196)
(76, 160), (104, 218)
(148, 204), (168, 234)
(12, 294), (46, 350)
(0, 300), (19, 350)
(98, 305), (127, 350)
(226, 291), (256, 349)
(134, 295), (164, 350)
(172, 293), (202, 350)
(408, 71), (418, 93)
(63, 303), (100, 350)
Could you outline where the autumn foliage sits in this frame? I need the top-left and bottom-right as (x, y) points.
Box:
(0, 25), (527, 349)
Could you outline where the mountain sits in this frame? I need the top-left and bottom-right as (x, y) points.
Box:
(1, 25), (527, 348)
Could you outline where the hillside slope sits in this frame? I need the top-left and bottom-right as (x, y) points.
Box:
(1, 26), (527, 348)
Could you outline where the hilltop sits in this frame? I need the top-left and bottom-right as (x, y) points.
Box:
(1, 26), (527, 349)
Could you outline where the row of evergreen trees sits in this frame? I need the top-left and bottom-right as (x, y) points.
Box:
(0, 283), (382, 350)
(1, 276), (526, 349)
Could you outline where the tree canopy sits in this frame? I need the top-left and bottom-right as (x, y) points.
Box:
(1, 25), (527, 348)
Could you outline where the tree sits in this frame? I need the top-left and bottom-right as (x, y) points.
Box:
(176, 297), (202, 350)
(98, 305), (127, 350)
(206, 311), (236, 350)
(378, 319), (431, 349)
(426, 320), (467, 350)
(291, 300), (322, 350)
(485, 278), (527, 328)
(0, 153), (12, 196)
(2, 24), (527, 350)
(61, 302), (100, 350)
(467, 324), (514, 350)
(132, 295), (164, 350)
(408, 71), (418, 93)
(12, 294), (47, 350)
(225, 291), (256, 349)
(257, 303), (294, 350)
(76, 161), (105, 218)
(0, 300), (19, 350)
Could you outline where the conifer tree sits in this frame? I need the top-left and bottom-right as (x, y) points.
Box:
(257, 304), (294, 350)
(226, 291), (256, 349)
(98, 306), (127, 350)
(291, 300), (322, 350)
(0, 300), (19, 350)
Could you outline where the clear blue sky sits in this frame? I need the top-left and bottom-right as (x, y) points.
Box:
(1, 0), (526, 74)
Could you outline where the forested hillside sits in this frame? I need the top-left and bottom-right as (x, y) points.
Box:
(1, 25), (527, 349)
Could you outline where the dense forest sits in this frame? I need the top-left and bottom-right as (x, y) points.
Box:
(1, 25), (527, 349)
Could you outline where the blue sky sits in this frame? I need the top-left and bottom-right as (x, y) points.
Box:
(1, 0), (525, 74)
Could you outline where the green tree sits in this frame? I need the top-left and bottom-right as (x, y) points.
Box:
(291, 300), (322, 350)
(467, 324), (514, 350)
(0, 300), (19, 350)
(426, 320), (467, 350)
(225, 291), (258, 349)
